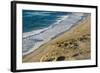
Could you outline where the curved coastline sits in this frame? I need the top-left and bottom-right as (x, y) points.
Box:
(23, 15), (91, 62)
(22, 13), (88, 56)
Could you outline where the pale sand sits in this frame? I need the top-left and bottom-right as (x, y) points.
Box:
(23, 15), (91, 62)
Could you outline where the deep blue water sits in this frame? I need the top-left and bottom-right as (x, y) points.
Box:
(22, 10), (71, 33)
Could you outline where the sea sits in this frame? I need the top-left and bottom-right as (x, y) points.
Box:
(23, 10), (71, 33)
(22, 10), (87, 56)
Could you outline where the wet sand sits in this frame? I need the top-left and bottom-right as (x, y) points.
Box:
(23, 15), (91, 63)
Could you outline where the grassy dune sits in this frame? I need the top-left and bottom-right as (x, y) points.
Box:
(23, 15), (91, 63)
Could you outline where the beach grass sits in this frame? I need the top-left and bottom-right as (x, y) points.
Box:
(22, 15), (91, 63)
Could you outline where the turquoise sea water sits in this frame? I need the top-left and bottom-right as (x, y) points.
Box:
(22, 10), (71, 33)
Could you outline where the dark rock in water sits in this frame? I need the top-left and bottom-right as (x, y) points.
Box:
(56, 56), (65, 61)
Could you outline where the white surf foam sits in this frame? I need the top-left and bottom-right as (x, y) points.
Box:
(22, 13), (86, 56)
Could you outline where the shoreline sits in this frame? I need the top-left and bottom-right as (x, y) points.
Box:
(51, 15), (87, 40)
(23, 15), (91, 62)
(22, 13), (86, 56)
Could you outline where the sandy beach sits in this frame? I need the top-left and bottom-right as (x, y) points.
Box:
(23, 15), (91, 63)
